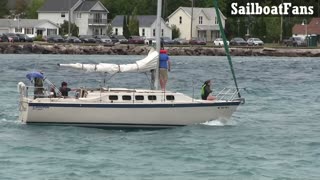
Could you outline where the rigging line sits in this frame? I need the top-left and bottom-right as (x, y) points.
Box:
(213, 0), (241, 98)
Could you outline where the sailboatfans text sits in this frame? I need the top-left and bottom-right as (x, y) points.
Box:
(231, 3), (314, 15)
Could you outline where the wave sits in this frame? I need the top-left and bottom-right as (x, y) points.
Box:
(202, 119), (237, 126)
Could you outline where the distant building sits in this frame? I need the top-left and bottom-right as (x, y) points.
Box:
(167, 7), (226, 41)
(111, 15), (172, 39)
(292, 18), (320, 40)
(38, 0), (109, 36)
(0, 19), (59, 37)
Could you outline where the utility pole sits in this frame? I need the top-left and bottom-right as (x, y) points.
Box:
(190, 0), (194, 40)
(280, 0), (283, 42)
(68, 0), (71, 37)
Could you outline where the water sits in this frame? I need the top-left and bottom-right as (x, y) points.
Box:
(0, 54), (319, 179)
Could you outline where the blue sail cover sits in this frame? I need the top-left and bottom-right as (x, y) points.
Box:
(26, 72), (44, 80)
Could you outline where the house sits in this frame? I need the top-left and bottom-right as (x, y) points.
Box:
(292, 18), (320, 40)
(0, 19), (59, 37)
(38, 0), (109, 36)
(111, 15), (172, 39)
(167, 7), (226, 41)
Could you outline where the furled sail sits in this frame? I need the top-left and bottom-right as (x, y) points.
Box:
(58, 49), (159, 74)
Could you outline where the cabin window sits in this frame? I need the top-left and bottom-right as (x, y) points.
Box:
(115, 28), (118, 35)
(61, 13), (65, 18)
(166, 95), (175, 101)
(199, 16), (203, 24)
(215, 17), (217, 24)
(142, 28), (145, 36)
(135, 95), (144, 100)
(109, 95), (118, 100)
(179, 16), (182, 24)
(161, 29), (164, 36)
(153, 29), (155, 36)
(148, 95), (157, 101)
(122, 95), (132, 101)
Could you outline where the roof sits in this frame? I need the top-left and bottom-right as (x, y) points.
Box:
(292, 18), (320, 35)
(75, 1), (108, 12)
(112, 15), (161, 27)
(0, 19), (59, 28)
(38, 0), (80, 12)
(167, 7), (226, 20)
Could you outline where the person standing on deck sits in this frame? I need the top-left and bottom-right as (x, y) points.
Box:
(34, 71), (44, 99)
(201, 80), (216, 101)
(159, 49), (171, 91)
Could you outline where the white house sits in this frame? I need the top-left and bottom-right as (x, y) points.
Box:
(167, 7), (226, 41)
(0, 19), (59, 37)
(111, 15), (172, 39)
(38, 0), (109, 36)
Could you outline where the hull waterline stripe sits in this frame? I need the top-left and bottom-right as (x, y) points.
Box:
(28, 101), (241, 108)
(27, 122), (185, 128)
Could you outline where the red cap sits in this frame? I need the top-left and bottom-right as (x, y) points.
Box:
(160, 49), (167, 54)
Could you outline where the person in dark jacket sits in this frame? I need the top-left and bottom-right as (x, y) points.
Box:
(59, 81), (71, 97)
(201, 80), (216, 100)
(34, 71), (44, 99)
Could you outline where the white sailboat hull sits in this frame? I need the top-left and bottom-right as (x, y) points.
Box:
(19, 99), (240, 128)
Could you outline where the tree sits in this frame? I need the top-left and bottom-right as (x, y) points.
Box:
(0, 0), (9, 18)
(128, 7), (139, 36)
(16, 0), (28, 15)
(106, 24), (113, 36)
(171, 24), (180, 39)
(123, 15), (130, 38)
(26, 0), (45, 18)
(59, 20), (79, 37)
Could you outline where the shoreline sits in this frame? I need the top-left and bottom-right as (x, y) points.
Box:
(1, 43), (320, 57)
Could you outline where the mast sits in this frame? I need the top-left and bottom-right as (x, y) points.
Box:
(153, 0), (162, 90)
(213, 0), (241, 98)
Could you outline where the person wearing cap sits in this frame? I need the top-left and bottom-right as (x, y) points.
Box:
(59, 81), (72, 97)
(159, 49), (171, 91)
(34, 71), (44, 99)
(201, 80), (216, 101)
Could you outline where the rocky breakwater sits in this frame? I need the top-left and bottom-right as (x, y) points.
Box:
(1, 43), (320, 57)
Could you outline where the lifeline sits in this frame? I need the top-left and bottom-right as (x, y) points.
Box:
(231, 3), (314, 15)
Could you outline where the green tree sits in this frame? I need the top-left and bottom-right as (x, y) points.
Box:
(0, 0), (9, 18)
(59, 20), (79, 36)
(106, 24), (113, 36)
(26, 0), (45, 18)
(128, 7), (139, 36)
(171, 24), (180, 39)
(16, 0), (28, 15)
(123, 15), (130, 38)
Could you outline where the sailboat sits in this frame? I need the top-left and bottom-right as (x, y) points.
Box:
(17, 0), (244, 128)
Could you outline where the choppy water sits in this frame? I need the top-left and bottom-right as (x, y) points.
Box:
(0, 54), (319, 179)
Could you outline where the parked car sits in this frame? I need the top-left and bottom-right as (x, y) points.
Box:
(283, 37), (307, 47)
(115, 35), (128, 44)
(247, 38), (264, 46)
(2, 33), (20, 42)
(161, 37), (174, 45)
(229, 37), (248, 46)
(79, 35), (96, 43)
(173, 38), (189, 45)
(144, 37), (156, 45)
(65, 36), (82, 43)
(109, 35), (119, 43)
(189, 38), (206, 45)
(0, 35), (3, 42)
(213, 38), (229, 46)
(16, 34), (33, 42)
(47, 34), (64, 43)
(96, 35), (113, 45)
(128, 36), (144, 44)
